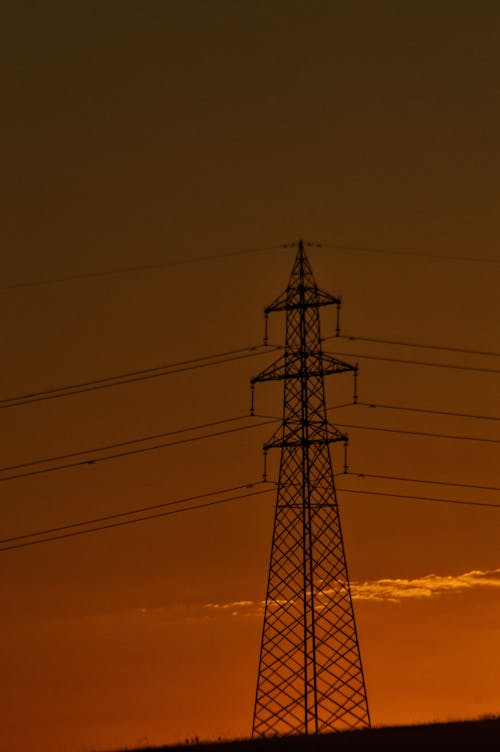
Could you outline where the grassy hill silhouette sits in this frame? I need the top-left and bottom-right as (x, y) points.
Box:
(115, 716), (500, 752)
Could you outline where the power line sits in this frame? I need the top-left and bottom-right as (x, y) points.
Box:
(0, 244), (289, 292)
(0, 417), (276, 483)
(2, 344), (495, 414)
(3, 330), (496, 412)
(0, 415), (252, 474)
(319, 242), (500, 265)
(0, 486), (275, 552)
(336, 486), (500, 510)
(4, 241), (499, 294)
(0, 346), (280, 410)
(0, 346), (266, 403)
(4, 477), (500, 554)
(0, 401), (352, 483)
(335, 422), (500, 445)
(329, 334), (500, 359)
(0, 482), (262, 544)
(280, 479), (500, 509)
(255, 412), (500, 446)
(356, 401), (500, 423)
(2, 401), (496, 486)
(329, 350), (500, 375)
(346, 472), (500, 493)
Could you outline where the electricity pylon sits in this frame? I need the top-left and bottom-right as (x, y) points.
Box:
(251, 240), (370, 737)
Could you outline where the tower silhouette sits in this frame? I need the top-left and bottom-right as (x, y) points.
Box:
(251, 240), (370, 737)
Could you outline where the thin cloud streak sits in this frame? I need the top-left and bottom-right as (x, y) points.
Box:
(202, 569), (500, 613)
(24, 569), (499, 631)
(351, 568), (500, 603)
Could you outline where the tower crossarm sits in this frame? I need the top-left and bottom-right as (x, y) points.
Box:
(265, 286), (341, 314)
(263, 420), (348, 450)
(251, 353), (357, 385)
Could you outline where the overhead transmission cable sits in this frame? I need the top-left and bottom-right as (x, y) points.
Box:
(0, 415), (253, 474)
(0, 416), (276, 483)
(0, 345), (281, 410)
(2, 337), (498, 412)
(0, 482), (263, 544)
(3, 400), (499, 484)
(255, 406), (500, 444)
(355, 401), (500, 423)
(336, 487), (500, 510)
(325, 350), (500, 375)
(334, 422), (500, 445)
(0, 243), (289, 292)
(3, 480), (500, 554)
(0, 485), (275, 552)
(3, 240), (499, 295)
(328, 334), (500, 360)
(0, 401), (353, 481)
(318, 241), (500, 265)
(345, 472), (500, 493)
(256, 412), (500, 445)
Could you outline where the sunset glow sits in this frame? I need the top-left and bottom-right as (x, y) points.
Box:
(1, 2), (499, 751)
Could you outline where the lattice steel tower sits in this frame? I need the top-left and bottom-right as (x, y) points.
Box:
(251, 240), (370, 737)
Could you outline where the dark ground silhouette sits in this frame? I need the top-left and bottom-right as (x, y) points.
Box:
(116, 717), (500, 752)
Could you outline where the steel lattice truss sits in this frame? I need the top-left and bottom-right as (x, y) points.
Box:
(251, 241), (370, 737)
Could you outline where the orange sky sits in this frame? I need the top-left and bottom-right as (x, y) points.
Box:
(1, 2), (499, 751)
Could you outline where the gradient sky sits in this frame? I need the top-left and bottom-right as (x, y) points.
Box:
(1, 2), (499, 751)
